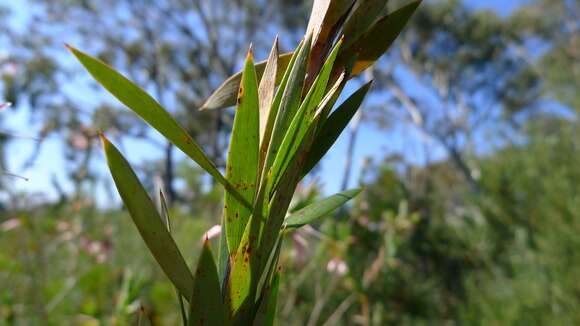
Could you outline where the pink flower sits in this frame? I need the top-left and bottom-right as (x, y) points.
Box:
(0, 218), (21, 232)
(203, 225), (221, 240)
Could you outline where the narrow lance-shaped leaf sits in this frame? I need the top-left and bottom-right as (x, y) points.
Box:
(306, 0), (353, 44)
(258, 37), (281, 178)
(201, 52), (294, 110)
(302, 81), (372, 177)
(159, 190), (171, 231)
(252, 40), (306, 258)
(217, 216), (229, 287)
(284, 188), (362, 228)
(256, 39), (304, 190)
(266, 40), (343, 194)
(66, 46), (252, 209)
(268, 71), (346, 196)
(263, 35), (312, 179)
(255, 234), (282, 302)
(203, 1), (418, 115)
(260, 120), (320, 259)
(336, 1), (421, 76)
(100, 135), (194, 299)
(342, 0), (388, 49)
(305, 0), (353, 87)
(189, 240), (225, 326)
(224, 48), (260, 253)
(258, 37), (279, 145)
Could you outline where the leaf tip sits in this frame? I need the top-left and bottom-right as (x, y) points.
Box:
(247, 44), (254, 61)
(98, 132), (112, 150)
(64, 43), (79, 56)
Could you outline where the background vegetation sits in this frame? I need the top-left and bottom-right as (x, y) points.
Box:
(1, 0), (578, 324)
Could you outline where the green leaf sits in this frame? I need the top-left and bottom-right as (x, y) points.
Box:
(284, 188), (362, 228)
(159, 190), (171, 231)
(159, 191), (188, 325)
(224, 49), (260, 253)
(188, 240), (225, 326)
(255, 235), (282, 302)
(260, 120), (320, 257)
(339, 1), (421, 76)
(262, 35), (312, 182)
(217, 216), (229, 287)
(267, 40), (343, 194)
(254, 273), (281, 326)
(67, 45), (244, 204)
(259, 37), (280, 146)
(257, 39), (304, 187)
(201, 52), (294, 110)
(100, 135), (194, 299)
(302, 81), (372, 177)
(342, 0), (388, 49)
(227, 214), (257, 324)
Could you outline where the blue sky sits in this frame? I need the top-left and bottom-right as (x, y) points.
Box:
(2, 0), (528, 206)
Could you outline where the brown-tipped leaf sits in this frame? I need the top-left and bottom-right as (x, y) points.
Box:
(342, 0), (388, 49)
(306, 0), (354, 45)
(342, 1), (421, 76)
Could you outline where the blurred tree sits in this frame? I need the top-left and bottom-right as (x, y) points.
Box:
(509, 0), (579, 110)
(1, 0), (308, 204)
(370, 0), (542, 191)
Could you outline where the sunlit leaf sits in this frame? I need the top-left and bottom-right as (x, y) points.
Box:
(100, 135), (194, 299)
(224, 49), (260, 253)
(259, 37), (279, 146)
(260, 121), (319, 257)
(267, 40), (344, 194)
(284, 188), (362, 228)
(67, 46), (246, 205)
(262, 35), (312, 182)
(257, 40), (304, 186)
(306, 0), (353, 84)
(306, 0), (353, 44)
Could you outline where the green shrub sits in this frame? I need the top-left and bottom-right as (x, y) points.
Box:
(67, 1), (420, 324)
